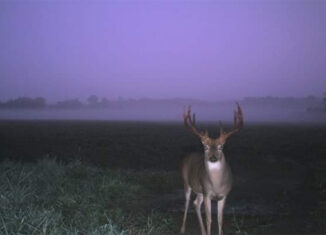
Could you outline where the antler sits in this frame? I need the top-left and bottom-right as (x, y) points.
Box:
(219, 102), (243, 142)
(183, 106), (207, 139)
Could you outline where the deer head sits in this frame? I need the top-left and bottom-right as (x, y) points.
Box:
(183, 103), (243, 162)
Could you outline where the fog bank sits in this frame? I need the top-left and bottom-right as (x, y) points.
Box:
(0, 98), (325, 123)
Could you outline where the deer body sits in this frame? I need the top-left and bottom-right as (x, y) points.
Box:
(182, 152), (232, 199)
(180, 104), (243, 235)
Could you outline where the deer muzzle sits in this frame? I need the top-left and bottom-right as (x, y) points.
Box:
(209, 155), (218, 162)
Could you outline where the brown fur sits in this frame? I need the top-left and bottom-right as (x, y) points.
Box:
(180, 104), (243, 235)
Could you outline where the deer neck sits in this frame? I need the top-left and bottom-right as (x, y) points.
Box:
(204, 151), (227, 186)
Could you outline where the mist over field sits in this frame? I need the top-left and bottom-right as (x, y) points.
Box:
(0, 97), (325, 123)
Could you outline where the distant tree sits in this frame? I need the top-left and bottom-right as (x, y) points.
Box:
(100, 97), (110, 108)
(34, 97), (46, 108)
(53, 99), (83, 109)
(0, 96), (46, 109)
(87, 95), (99, 107)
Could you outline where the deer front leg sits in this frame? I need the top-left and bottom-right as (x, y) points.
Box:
(180, 187), (191, 234)
(194, 194), (206, 235)
(217, 197), (226, 235)
(204, 196), (212, 235)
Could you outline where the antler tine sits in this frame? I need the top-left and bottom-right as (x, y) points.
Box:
(233, 110), (237, 129)
(183, 105), (191, 126)
(222, 102), (244, 140)
(219, 120), (224, 136)
(183, 105), (205, 138)
(192, 113), (196, 126)
(182, 105), (187, 125)
(235, 102), (243, 129)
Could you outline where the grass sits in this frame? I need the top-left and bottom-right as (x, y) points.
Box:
(0, 157), (177, 234)
(0, 120), (325, 234)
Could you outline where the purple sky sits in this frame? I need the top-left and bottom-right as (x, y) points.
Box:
(0, 0), (325, 102)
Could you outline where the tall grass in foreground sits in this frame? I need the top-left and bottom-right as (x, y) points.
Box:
(0, 158), (176, 234)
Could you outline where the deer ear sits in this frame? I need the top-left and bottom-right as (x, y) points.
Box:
(202, 143), (210, 152)
(202, 144), (209, 151)
(217, 137), (226, 146)
(201, 137), (210, 146)
(215, 139), (224, 150)
(201, 141), (207, 146)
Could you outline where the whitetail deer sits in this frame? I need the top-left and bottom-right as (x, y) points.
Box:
(180, 103), (243, 235)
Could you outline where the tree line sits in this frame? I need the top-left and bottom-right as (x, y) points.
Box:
(0, 95), (325, 111)
(0, 95), (110, 109)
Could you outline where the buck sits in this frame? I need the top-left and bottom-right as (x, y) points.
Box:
(180, 103), (243, 235)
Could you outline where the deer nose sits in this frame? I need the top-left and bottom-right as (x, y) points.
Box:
(209, 156), (218, 162)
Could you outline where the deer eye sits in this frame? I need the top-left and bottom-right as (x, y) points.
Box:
(204, 146), (210, 151)
(217, 145), (223, 151)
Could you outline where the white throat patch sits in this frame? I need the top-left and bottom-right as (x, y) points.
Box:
(207, 161), (222, 170)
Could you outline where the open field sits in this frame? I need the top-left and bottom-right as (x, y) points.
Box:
(0, 120), (326, 234)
